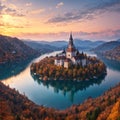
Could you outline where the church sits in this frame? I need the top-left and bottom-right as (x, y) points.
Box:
(54, 33), (87, 68)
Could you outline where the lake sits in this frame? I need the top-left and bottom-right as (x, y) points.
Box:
(2, 51), (120, 109)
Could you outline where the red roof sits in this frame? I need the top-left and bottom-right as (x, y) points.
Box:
(66, 47), (76, 52)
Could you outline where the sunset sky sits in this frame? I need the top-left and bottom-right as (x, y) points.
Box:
(0, 0), (120, 41)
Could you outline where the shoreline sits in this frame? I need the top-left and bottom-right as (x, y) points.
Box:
(30, 56), (107, 82)
(1, 78), (120, 119)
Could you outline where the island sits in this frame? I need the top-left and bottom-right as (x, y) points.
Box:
(31, 33), (106, 81)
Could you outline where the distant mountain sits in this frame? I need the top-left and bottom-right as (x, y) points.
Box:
(74, 39), (105, 50)
(92, 41), (120, 53)
(39, 40), (68, 48)
(23, 39), (105, 51)
(24, 41), (60, 54)
(0, 35), (38, 64)
(104, 45), (120, 61)
(45, 39), (105, 50)
(117, 39), (120, 42)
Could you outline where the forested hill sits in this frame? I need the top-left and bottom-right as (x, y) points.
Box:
(0, 81), (62, 120)
(92, 40), (120, 61)
(24, 40), (60, 54)
(1, 80), (120, 120)
(92, 41), (120, 53)
(0, 35), (38, 64)
(104, 45), (120, 61)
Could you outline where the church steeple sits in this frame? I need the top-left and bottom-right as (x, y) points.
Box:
(66, 32), (76, 58)
(68, 32), (74, 47)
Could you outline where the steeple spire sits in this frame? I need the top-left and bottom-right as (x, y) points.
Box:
(69, 32), (74, 47)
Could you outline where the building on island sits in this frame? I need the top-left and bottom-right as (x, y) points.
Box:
(54, 33), (87, 68)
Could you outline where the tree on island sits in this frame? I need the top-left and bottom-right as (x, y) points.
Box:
(30, 56), (106, 81)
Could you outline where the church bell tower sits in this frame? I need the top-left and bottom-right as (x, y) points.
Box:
(66, 33), (76, 59)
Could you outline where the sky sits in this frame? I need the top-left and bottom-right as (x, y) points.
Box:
(0, 0), (120, 41)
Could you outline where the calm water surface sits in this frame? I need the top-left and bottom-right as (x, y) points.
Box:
(2, 51), (120, 109)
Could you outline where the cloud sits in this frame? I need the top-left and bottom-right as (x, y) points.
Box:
(0, 21), (25, 28)
(74, 29), (120, 40)
(56, 2), (64, 8)
(18, 29), (120, 41)
(0, 23), (5, 27)
(0, 1), (25, 17)
(48, 0), (120, 23)
(26, 2), (32, 7)
(4, 7), (25, 17)
(0, 0), (7, 2)
(8, 3), (17, 9)
(0, 2), (5, 12)
(48, 10), (95, 23)
(30, 8), (45, 14)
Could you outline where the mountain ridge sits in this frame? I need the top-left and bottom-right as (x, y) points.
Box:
(23, 39), (105, 51)
(0, 35), (40, 79)
(104, 45), (120, 61)
(92, 41), (120, 53)
(0, 34), (39, 64)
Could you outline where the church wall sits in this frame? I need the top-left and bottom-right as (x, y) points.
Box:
(60, 60), (64, 66)
(71, 57), (76, 64)
(82, 59), (87, 66)
(66, 52), (71, 59)
(64, 61), (69, 68)
(55, 59), (64, 66)
(54, 59), (58, 65)
(66, 52), (76, 59)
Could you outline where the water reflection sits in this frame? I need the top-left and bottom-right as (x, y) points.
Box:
(97, 55), (120, 71)
(2, 51), (120, 109)
(0, 60), (32, 80)
(31, 72), (105, 102)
